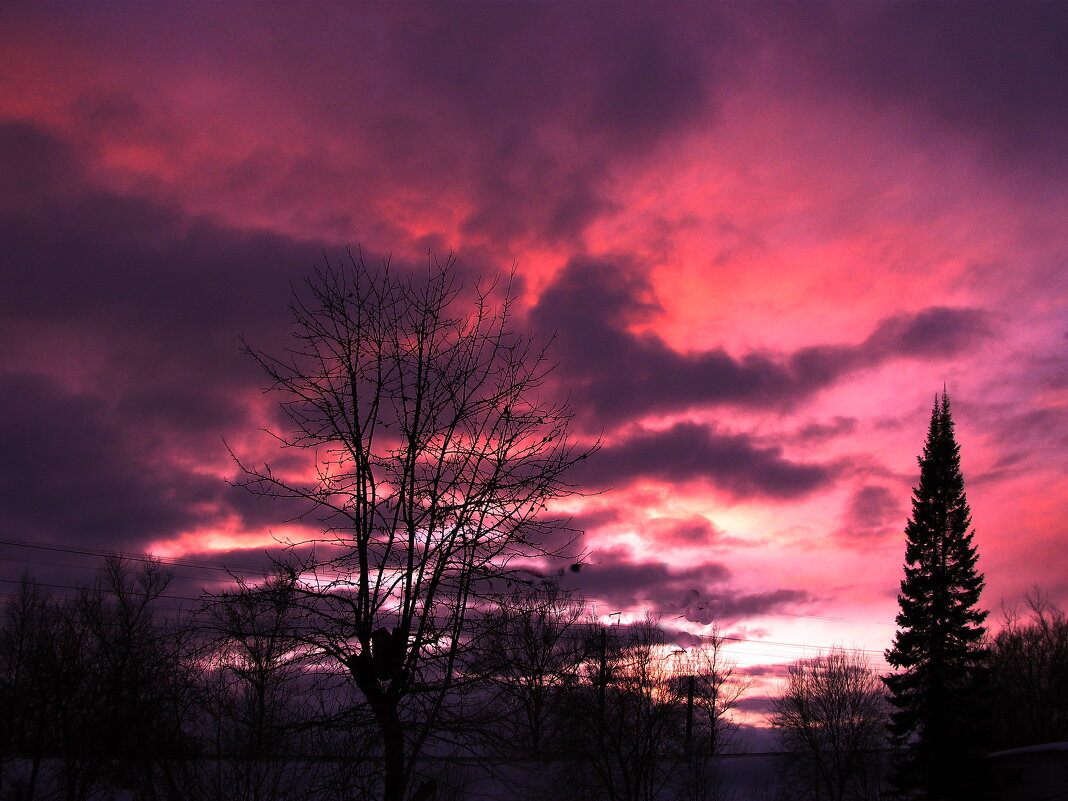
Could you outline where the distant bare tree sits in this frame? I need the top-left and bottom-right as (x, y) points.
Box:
(232, 251), (593, 801)
(71, 557), (200, 801)
(476, 583), (588, 756)
(677, 627), (752, 757)
(673, 629), (753, 801)
(987, 591), (1068, 749)
(0, 577), (55, 799)
(0, 558), (197, 801)
(198, 567), (334, 801)
(564, 618), (685, 801)
(770, 648), (888, 801)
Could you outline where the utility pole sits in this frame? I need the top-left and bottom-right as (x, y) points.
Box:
(685, 674), (695, 755)
(710, 678), (718, 756)
(598, 625), (607, 748)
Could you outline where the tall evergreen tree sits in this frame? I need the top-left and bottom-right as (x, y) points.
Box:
(884, 392), (987, 801)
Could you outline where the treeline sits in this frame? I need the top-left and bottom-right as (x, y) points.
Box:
(985, 592), (1068, 751)
(2, 557), (1065, 801)
(765, 596), (1068, 801)
(0, 557), (751, 801)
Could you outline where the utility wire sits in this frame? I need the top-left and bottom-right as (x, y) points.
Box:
(0, 536), (273, 576)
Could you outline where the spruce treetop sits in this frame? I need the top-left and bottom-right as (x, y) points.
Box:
(890, 392), (985, 671)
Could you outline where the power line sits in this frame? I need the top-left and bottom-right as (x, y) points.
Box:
(0, 536), (272, 576)
(0, 576), (203, 604)
(0, 550), (240, 589)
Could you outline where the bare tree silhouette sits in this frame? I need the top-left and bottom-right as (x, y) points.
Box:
(476, 583), (588, 757)
(675, 627), (752, 758)
(563, 617), (685, 801)
(987, 591), (1068, 750)
(0, 577), (55, 799)
(231, 251), (593, 801)
(770, 647), (888, 801)
(198, 567), (345, 801)
(0, 558), (197, 801)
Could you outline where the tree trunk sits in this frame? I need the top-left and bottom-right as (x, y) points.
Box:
(376, 702), (407, 801)
(351, 655), (409, 801)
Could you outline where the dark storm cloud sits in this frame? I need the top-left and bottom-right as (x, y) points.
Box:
(863, 306), (994, 359)
(834, 3), (1068, 172)
(219, 481), (325, 534)
(457, 149), (618, 245)
(564, 506), (624, 534)
(558, 549), (730, 611)
(0, 122), (318, 363)
(717, 589), (814, 620)
(793, 416), (859, 444)
(0, 367), (313, 570)
(532, 258), (996, 426)
(0, 124), (461, 353)
(530, 257), (800, 419)
(664, 587), (816, 626)
(394, 4), (724, 149)
(0, 121), (346, 550)
(388, 4), (731, 244)
(586, 21), (712, 150)
(0, 373), (219, 548)
(734, 695), (777, 714)
(643, 515), (724, 546)
(737, 664), (793, 679)
(962, 402), (1068, 486)
(576, 422), (833, 500)
(0, 121), (82, 206)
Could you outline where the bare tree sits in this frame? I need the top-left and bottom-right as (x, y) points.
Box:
(232, 251), (592, 801)
(672, 630), (753, 801)
(476, 583), (588, 757)
(987, 591), (1068, 749)
(770, 648), (888, 801)
(0, 558), (198, 801)
(198, 567), (339, 801)
(563, 618), (685, 801)
(0, 577), (55, 799)
(677, 628), (752, 757)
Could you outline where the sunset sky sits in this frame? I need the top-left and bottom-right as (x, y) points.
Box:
(2, 3), (1067, 691)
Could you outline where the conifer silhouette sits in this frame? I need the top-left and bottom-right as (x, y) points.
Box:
(885, 392), (987, 801)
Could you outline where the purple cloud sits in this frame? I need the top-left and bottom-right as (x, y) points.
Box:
(837, 484), (903, 541)
(532, 258), (995, 426)
(574, 422), (834, 500)
(558, 549), (731, 611)
(833, 3), (1068, 174)
(664, 587), (816, 626)
(0, 373), (220, 548)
